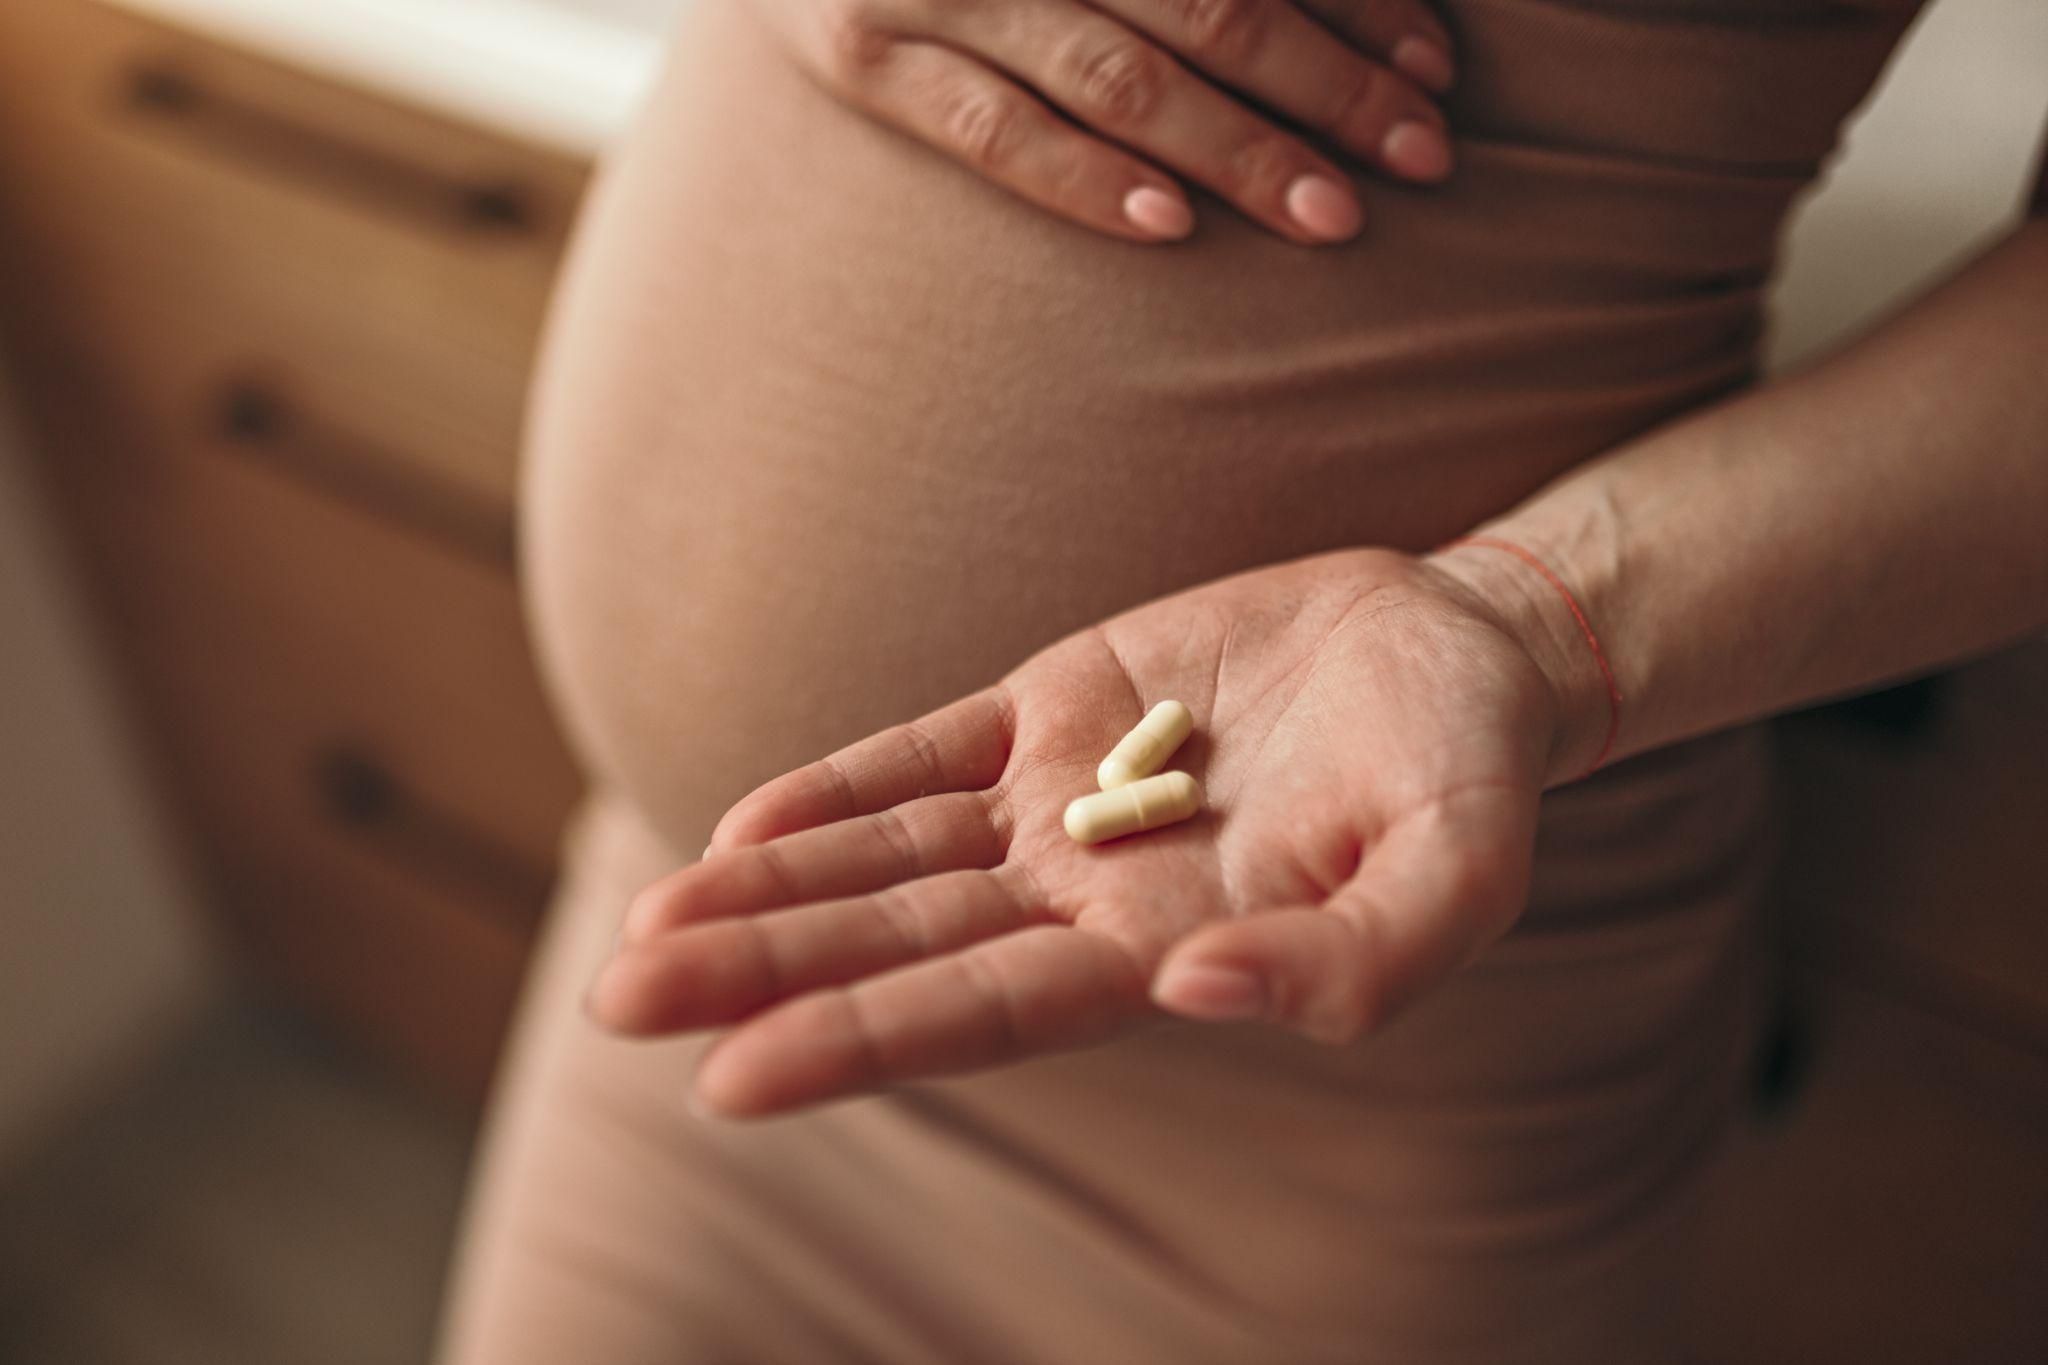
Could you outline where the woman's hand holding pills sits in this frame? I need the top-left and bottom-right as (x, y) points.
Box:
(739, 0), (1456, 243)
(592, 548), (1564, 1117)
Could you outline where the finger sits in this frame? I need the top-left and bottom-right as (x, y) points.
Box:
(1302, 0), (1457, 92)
(710, 686), (1014, 852)
(802, 19), (1199, 242)
(626, 791), (1003, 944)
(593, 865), (1045, 1035)
(1151, 785), (1536, 1042)
(930, 4), (1368, 243)
(692, 924), (1150, 1117)
(1085, 0), (1455, 177)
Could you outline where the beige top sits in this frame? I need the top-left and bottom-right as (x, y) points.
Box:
(443, 2), (1924, 1360)
(522, 0), (1919, 852)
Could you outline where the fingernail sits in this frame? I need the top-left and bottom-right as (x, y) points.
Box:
(1152, 964), (1267, 1021)
(1391, 36), (1455, 94)
(1284, 174), (1362, 241)
(1382, 121), (1453, 182)
(1124, 186), (1194, 240)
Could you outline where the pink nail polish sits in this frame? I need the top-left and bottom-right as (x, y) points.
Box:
(1284, 175), (1363, 242)
(1382, 121), (1453, 182)
(1124, 186), (1193, 240)
(1391, 36), (1455, 94)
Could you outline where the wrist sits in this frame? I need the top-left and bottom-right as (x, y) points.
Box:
(1421, 535), (1621, 787)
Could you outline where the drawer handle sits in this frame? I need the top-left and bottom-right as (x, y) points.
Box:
(312, 745), (553, 924)
(119, 62), (541, 239)
(216, 379), (517, 570)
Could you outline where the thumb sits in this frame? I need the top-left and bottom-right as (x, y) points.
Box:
(1150, 786), (1536, 1042)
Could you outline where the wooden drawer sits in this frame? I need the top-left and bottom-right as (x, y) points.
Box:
(53, 274), (522, 569)
(0, 0), (595, 1101)
(56, 414), (585, 905)
(48, 420), (584, 1097)
(0, 0), (587, 511)
(206, 788), (543, 1109)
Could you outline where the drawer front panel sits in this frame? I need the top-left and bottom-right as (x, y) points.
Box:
(56, 409), (586, 915)
(56, 292), (522, 572)
(212, 805), (541, 1107)
(0, 0), (588, 510)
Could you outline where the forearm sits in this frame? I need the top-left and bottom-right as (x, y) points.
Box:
(1429, 219), (2048, 784)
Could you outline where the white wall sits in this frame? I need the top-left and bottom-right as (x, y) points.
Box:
(0, 382), (213, 1171)
(1769, 0), (2048, 369)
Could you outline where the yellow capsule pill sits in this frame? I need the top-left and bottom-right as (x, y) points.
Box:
(1097, 700), (1194, 790)
(1064, 770), (1203, 845)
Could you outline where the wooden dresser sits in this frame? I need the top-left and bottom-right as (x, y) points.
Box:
(0, 0), (591, 1105)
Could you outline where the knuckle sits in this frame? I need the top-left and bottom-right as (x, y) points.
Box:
(956, 949), (1027, 1052)
(1169, 0), (1266, 64)
(942, 88), (1022, 169)
(897, 717), (945, 793)
(1324, 66), (1386, 141)
(1065, 36), (1164, 125)
(870, 886), (931, 957)
(872, 805), (925, 881)
(1223, 133), (1299, 196)
(815, 0), (892, 80)
(753, 840), (802, 902)
(1042, 143), (1096, 209)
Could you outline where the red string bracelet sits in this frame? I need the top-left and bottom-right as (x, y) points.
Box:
(1441, 534), (1622, 781)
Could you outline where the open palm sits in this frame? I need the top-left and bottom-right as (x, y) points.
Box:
(590, 548), (1562, 1116)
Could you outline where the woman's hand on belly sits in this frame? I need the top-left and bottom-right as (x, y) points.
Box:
(587, 548), (1568, 1118)
(739, 0), (1455, 244)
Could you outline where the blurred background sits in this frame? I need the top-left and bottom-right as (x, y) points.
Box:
(0, 0), (2042, 1362)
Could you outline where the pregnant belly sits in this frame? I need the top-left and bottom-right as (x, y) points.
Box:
(520, 0), (1768, 852)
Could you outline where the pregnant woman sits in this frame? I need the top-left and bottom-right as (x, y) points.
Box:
(438, 0), (2047, 1360)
